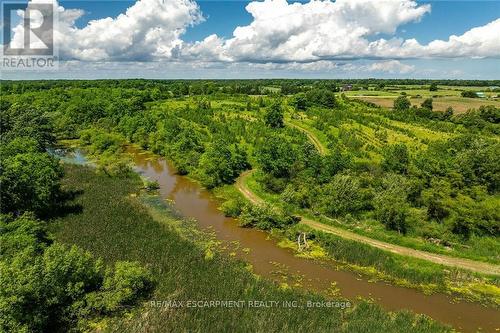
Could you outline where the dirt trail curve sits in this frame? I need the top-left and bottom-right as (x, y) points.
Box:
(235, 120), (500, 276)
(285, 120), (327, 155)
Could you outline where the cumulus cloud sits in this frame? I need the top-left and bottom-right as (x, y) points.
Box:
(186, 0), (499, 62)
(9, 0), (202, 61)
(226, 0), (430, 61)
(414, 18), (500, 58)
(6, 0), (500, 66)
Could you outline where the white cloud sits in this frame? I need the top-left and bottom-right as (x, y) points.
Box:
(186, 0), (499, 62)
(6, 0), (500, 67)
(415, 18), (500, 58)
(366, 60), (415, 73)
(187, 0), (432, 62)
(9, 0), (202, 61)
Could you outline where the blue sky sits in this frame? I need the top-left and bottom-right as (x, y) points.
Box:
(1, 0), (499, 79)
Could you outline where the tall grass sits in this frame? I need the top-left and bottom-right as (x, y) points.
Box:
(50, 165), (450, 333)
(305, 229), (500, 305)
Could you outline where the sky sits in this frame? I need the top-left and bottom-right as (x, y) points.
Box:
(1, 0), (499, 79)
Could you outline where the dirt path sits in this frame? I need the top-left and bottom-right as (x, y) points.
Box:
(286, 120), (327, 155)
(235, 170), (500, 275)
(236, 170), (263, 205)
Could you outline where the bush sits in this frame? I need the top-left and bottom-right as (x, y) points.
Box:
(220, 199), (244, 217)
(143, 179), (160, 191)
(0, 215), (153, 332)
(239, 204), (300, 230)
(374, 174), (410, 234)
(461, 91), (478, 98)
(318, 174), (364, 217)
(421, 98), (433, 110)
(393, 95), (411, 111)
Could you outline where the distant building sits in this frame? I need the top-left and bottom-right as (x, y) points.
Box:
(341, 84), (353, 91)
(476, 92), (486, 98)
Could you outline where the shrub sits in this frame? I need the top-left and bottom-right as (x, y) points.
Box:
(393, 95), (411, 111)
(239, 204), (299, 230)
(220, 199), (244, 217)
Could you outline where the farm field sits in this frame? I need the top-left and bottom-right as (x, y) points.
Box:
(343, 84), (500, 113)
(349, 95), (500, 113)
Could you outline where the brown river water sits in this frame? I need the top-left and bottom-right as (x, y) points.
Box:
(94, 146), (500, 332)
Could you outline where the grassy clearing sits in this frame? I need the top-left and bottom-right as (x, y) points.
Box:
(49, 164), (451, 333)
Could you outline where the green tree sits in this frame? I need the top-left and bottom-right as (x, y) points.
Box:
(264, 101), (284, 128)
(305, 89), (336, 108)
(429, 83), (438, 91)
(381, 143), (409, 174)
(421, 98), (433, 111)
(256, 135), (295, 178)
(393, 95), (411, 111)
(291, 93), (307, 111)
(320, 149), (352, 180)
(199, 142), (249, 188)
(0, 152), (63, 215)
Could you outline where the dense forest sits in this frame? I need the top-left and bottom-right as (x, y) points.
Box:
(1, 79), (499, 331)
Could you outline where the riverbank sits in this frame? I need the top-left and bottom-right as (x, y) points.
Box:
(49, 164), (453, 332)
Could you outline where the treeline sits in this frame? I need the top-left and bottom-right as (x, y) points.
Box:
(0, 97), (153, 331)
(2, 78), (500, 96)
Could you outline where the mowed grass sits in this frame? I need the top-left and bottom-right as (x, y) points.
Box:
(50, 164), (450, 333)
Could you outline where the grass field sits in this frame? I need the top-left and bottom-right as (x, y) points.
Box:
(49, 164), (451, 333)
